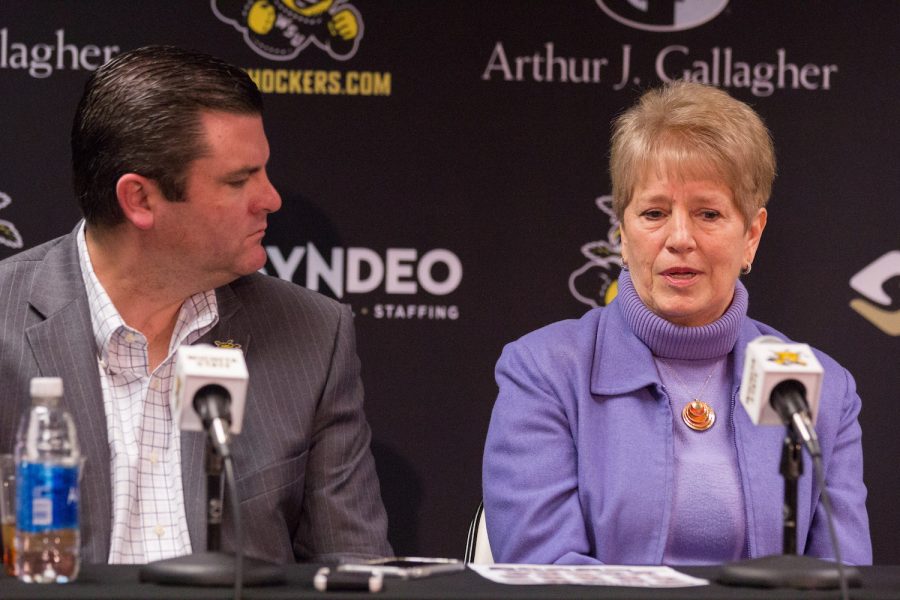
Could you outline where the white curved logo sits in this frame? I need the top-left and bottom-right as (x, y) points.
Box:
(849, 250), (900, 336)
(596, 0), (729, 32)
(0, 191), (24, 250)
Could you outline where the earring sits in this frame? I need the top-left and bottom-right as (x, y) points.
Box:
(741, 263), (752, 275)
(621, 257), (629, 271)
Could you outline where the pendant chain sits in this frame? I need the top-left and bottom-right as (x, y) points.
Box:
(657, 359), (720, 402)
(657, 359), (722, 432)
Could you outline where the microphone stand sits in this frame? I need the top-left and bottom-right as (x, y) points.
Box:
(139, 435), (284, 588)
(207, 447), (224, 553)
(718, 424), (860, 590)
(781, 426), (802, 555)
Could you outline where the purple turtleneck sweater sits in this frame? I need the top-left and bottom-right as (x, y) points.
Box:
(618, 269), (748, 565)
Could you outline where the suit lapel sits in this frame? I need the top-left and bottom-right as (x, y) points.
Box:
(180, 282), (252, 552)
(24, 231), (112, 563)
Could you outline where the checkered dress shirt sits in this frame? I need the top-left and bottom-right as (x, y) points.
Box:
(77, 223), (218, 563)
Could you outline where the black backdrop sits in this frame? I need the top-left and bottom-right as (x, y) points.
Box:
(1, 1), (897, 563)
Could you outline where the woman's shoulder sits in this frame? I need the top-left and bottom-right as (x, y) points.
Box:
(514, 307), (605, 345)
(749, 318), (844, 366)
(500, 307), (608, 369)
(747, 317), (854, 398)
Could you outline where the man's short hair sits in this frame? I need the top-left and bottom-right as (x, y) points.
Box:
(71, 46), (263, 229)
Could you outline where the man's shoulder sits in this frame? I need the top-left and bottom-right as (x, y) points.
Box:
(225, 272), (346, 320)
(0, 236), (72, 288)
(0, 236), (66, 271)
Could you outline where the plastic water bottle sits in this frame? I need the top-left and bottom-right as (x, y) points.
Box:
(14, 377), (81, 583)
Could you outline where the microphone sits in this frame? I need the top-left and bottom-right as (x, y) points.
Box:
(144, 344), (284, 589)
(172, 345), (249, 456)
(740, 335), (824, 457)
(192, 384), (234, 456)
(725, 337), (858, 593)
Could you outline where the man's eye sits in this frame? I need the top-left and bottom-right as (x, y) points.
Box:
(227, 179), (248, 188)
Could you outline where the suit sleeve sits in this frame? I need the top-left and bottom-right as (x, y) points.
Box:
(805, 365), (872, 564)
(483, 340), (602, 565)
(294, 304), (392, 562)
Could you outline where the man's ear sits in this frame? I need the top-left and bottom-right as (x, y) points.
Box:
(115, 173), (159, 230)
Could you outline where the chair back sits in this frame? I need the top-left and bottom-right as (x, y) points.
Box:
(464, 501), (494, 564)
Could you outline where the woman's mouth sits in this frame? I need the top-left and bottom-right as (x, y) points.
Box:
(661, 268), (700, 283)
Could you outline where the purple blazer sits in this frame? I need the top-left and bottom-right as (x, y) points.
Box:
(483, 299), (872, 565)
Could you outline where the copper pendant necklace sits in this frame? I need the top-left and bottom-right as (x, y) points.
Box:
(658, 360), (721, 432)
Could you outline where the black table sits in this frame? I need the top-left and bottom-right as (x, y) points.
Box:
(1, 564), (899, 599)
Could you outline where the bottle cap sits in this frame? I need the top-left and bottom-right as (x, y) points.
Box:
(30, 376), (63, 398)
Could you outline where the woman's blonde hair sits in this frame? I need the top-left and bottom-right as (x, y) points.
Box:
(610, 81), (776, 226)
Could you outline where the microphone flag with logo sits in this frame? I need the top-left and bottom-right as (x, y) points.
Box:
(171, 344), (248, 435)
(740, 335), (823, 428)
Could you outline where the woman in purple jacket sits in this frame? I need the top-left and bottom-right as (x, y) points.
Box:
(483, 82), (871, 566)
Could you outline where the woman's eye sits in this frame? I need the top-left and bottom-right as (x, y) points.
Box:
(700, 210), (720, 220)
(641, 209), (665, 220)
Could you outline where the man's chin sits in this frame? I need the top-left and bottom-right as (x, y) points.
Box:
(242, 248), (270, 275)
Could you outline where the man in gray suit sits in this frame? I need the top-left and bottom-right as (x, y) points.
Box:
(0, 46), (391, 564)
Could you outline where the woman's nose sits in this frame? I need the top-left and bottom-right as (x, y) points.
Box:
(666, 211), (696, 252)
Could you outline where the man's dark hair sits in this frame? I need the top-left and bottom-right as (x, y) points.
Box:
(71, 45), (263, 228)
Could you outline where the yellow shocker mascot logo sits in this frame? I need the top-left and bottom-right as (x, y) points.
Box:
(569, 195), (624, 308)
(212, 0), (363, 61)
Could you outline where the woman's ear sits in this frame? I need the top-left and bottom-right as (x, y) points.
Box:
(744, 207), (767, 266)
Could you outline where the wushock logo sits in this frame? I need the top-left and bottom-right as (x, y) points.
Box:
(0, 191), (24, 250)
(212, 0), (363, 61)
(849, 251), (900, 336)
(212, 0), (389, 96)
(569, 196), (623, 308)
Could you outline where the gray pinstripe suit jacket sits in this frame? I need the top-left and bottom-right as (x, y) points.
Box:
(0, 230), (392, 564)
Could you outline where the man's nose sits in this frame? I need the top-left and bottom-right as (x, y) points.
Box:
(258, 173), (282, 214)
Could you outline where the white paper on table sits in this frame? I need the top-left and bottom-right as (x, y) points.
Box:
(468, 564), (709, 587)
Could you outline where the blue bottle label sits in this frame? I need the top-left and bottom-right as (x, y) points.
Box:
(16, 462), (79, 532)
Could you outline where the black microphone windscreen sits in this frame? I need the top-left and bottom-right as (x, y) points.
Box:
(770, 379), (809, 423)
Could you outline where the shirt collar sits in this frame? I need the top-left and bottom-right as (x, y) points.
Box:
(76, 221), (219, 371)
